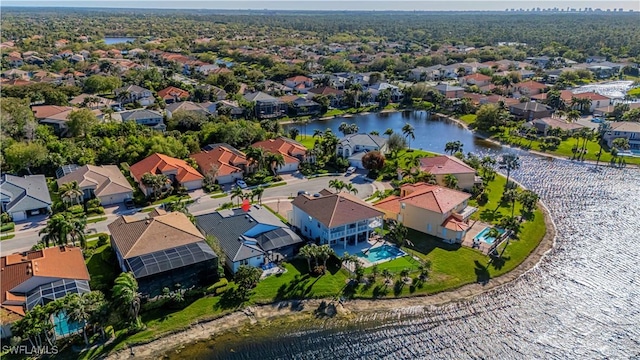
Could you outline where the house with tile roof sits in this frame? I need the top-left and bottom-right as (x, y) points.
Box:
(0, 246), (90, 337)
(602, 122), (640, 151)
(251, 137), (308, 173)
(157, 86), (190, 104)
(191, 144), (249, 184)
(1, 174), (52, 222)
(374, 183), (475, 244)
(115, 109), (165, 130)
(306, 86), (344, 107)
(435, 83), (465, 99)
(114, 85), (154, 106)
(284, 75), (313, 92)
(509, 101), (553, 121)
(418, 155), (480, 191)
(108, 209), (217, 296)
(337, 133), (388, 169)
(196, 205), (303, 273)
(459, 73), (492, 87)
(244, 91), (287, 119)
(165, 101), (214, 119)
(130, 153), (204, 195)
(290, 190), (384, 249)
(56, 165), (133, 206)
(560, 91), (611, 113)
(524, 117), (585, 136)
(513, 80), (548, 96)
(69, 93), (117, 110)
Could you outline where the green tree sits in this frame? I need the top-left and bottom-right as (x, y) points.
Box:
(141, 172), (169, 200)
(401, 123), (415, 150)
(475, 103), (504, 130)
(59, 181), (84, 207)
(499, 154), (521, 189)
(113, 272), (142, 328)
(251, 186), (265, 205)
(39, 213), (73, 247)
(230, 186), (245, 206)
(235, 265), (262, 299)
(3, 141), (47, 174)
(443, 174), (459, 189)
(265, 152), (285, 175)
(328, 179), (346, 192)
(518, 189), (540, 215)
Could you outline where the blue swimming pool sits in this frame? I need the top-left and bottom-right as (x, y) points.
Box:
(53, 311), (83, 337)
(474, 227), (505, 245)
(357, 245), (405, 263)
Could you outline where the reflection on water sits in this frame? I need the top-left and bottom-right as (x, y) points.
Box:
(168, 155), (640, 359)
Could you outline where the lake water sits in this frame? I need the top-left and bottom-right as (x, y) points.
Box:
(169, 113), (640, 359)
(285, 111), (502, 155)
(103, 37), (136, 45)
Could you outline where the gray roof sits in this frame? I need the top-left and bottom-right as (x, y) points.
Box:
(0, 174), (52, 212)
(244, 91), (280, 103)
(115, 85), (151, 95)
(165, 101), (212, 115)
(510, 102), (552, 112)
(195, 206), (302, 262)
(435, 83), (465, 92)
(119, 109), (163, 121)
(338, 133), (387, 148)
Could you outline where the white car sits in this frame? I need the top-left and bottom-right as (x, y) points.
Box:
(236, 179), (248, 189)
(346, 166), (356, 175)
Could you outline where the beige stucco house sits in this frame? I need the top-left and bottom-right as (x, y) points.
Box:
(419, 155), (479, 190)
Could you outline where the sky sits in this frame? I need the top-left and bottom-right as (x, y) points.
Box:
(2, 1), (639, 11)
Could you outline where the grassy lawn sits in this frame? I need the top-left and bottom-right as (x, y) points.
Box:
(151, 194), (190, 205)
(1, 234), (15, 241)
(252, 259), (349, 302)
(267, 181), (287, 188)
(459, 114), (477, 125)
(87, 216), (107, 224)
(85, 245), (119, 296)
(211, 192), (229, 199)
(296, 136), (317, 149)
(468, 174), (523, 222)
(363, 256), (421, 274)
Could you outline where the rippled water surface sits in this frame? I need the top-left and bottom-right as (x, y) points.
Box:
(170, 154), (640, 359)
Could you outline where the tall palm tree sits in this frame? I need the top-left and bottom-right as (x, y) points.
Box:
(499, 153), (521, 189)
(141, 173), (168, 201)
(317, 244), (335, 270)
(265, 152), (285, 175)
(68, 216), (88, 249)
(39, 213), (73, 247)
(113, 272), (142, 328)
(595, 122), (611, 167)
(384, 128), (394, 139)
(344, 183), (358, 195)
(328, 179), (346, 192)
(251, 186), (265, 205)
(59, 181), (84, 207)
(230, 186), (244, 206)
(313, 129), (324, 138)
(299, 244), (315, 273)
(402, 123), (415, 150)
(245, 147), (265, 171)
(63, 293), (92, 345)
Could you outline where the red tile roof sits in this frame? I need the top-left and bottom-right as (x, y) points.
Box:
(419, 155), (476, 175)
(191, 145), (247, 177)
(516, 80), (547, 90)
(461, 73), (491, 81)
(31, 105), (73, 119)
(375, 183), (471, 215)
(130, 153), (203, 184)
(1, 246), (89, 317)
(251, 137), (306, 165)
(158, 86), (190, 101)
(442, 215), (470, 231)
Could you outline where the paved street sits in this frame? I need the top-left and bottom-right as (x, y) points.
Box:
(0, 172), (383, 255)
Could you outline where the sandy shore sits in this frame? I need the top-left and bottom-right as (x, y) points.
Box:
(105, 202), (556, 360)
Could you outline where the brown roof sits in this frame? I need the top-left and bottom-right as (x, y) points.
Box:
(308, 86), (343, 96)
(534, 117), (585, 132)
(251, 137), (307, 165)
(191, 145), (247, 176)
(375, 183), (471, 215)
(291, 190), (383, 228)
(158, 86), (190, 100)
(108, 211), (205, 259)
(1, 246), (89, 317)
(419, 155), (476, 175)
(31, 105), (73, 119)
(516, 80), (547, 90)
(609, 121), (640, 133)
(130, 153), (203, 184)
(461, 73), (491, 81)
(57, 165), (133, 198)
(442, 216), (470, 231)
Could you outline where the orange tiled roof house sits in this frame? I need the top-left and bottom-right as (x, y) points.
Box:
(129, 153), (204, 196)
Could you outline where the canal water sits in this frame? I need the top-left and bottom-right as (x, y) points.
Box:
(170, 113), (640, 359)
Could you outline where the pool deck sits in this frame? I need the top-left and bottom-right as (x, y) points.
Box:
(462, 220), (494, 255)
(334, 235), (398, 269)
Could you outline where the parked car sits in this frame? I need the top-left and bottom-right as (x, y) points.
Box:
(124, 198), (135, 209)
(297, 190), (310, 196)
(236, 179), (248, 189)
(346, 166), (356, 175)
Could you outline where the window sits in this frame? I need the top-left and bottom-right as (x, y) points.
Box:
(317, 223), (320, 228)
(240, 259), (249, 265)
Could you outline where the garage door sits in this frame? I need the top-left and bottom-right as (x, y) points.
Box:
(11, 211), (26, 222)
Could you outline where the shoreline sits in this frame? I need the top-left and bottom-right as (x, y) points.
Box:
(106, 202), (557, 359)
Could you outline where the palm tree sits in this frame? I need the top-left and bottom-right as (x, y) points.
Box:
(265, 152), (285, 175)
(443, 174), (459, 189)
(382, 269), (392, 287)
(299, 244), (315, 273)
(230, 186), (244, 206)
(141, 173), (169, 201)
(480, 156), (496, 178)
(328, 179), (346, 192)
(317, 244), (335, 270)
(288, 128), (300, 141)
(39, 213), (73, 247)
(404, 154), (421, 175)
(567, 110), (580, 122)
(251, 186), (265, 205)
(344, 183), (358, 195)
(518, 189), (540, 215)
(68, 216), (88, 249)
(313, 129), (324, 138)
(595, 122), (611, 167)
(59, 181), (84, 207)
(245, 147), (265, 171)
(384, 128), (394, 139)
(402, 123), (415, 150)
(63, 293), (92, 345)
(499, 154), (521, 189)
(113, 272), (142, 328)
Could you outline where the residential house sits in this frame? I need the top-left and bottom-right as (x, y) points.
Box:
(108, 209), (218, 297)
(368, 82), (402, 102)
(215, 100), (244, 117)
(117, 109), (165, 130)
(279, 96), (321, 116)
(0, 246), (91, 338)
(157, 86), (190, 104)
(374, 183), (475, 244)
(290, 190), (384, 249)
(130, 153), (204, 195)
(56, 165), (133, 206)
(31, 105), (73, 121)
(561, 91), (611, 113)
(418, 155), (479, 191)
(284, 75), (314, 93)
(1, 69), (29, 80)
(435, 84), (465, 99)
(196, 205), (303, 273)
(251, 137), (308, 173)
(524, 117), (585, 136)
(165, 101), (214, 119)
(191, 144), (249, 185)
(114, 85), (155, 106)
(459, 73), (492, 87)
(69, 94), (117, 110)
(603, 122), (640, 151)
(307, 86), (343, 108)
(509, 102), (553, 121)
(593, 103), (640, 118)
(243, 92), (287, 119)
(337, 133), (388, 169)
(513, 80), (547, 96)
(1, 174), (52, 222)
